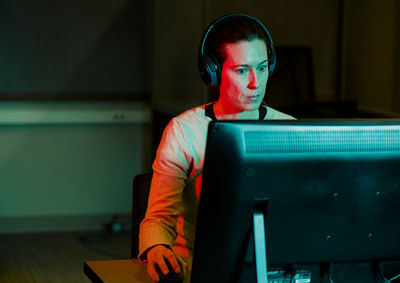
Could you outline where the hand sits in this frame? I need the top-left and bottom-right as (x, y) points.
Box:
(146, 245), (187, 281)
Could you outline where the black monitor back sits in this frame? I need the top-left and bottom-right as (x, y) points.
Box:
(191, 120), (400, 283)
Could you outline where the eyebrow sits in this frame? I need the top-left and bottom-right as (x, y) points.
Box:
(231, 59), (268, 68)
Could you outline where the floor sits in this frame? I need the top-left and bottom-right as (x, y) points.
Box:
(0, 230), (131, 283)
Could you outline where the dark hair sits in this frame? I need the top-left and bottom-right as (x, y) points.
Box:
(205, 16), (269, 67)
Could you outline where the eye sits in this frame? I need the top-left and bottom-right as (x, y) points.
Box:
(235, 68), (249, 75)
(258, 65), (268, 72)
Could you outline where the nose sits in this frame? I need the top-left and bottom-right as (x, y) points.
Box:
(248, 69), (259, 90)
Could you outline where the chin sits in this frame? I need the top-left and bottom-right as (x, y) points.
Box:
(242, 102), (261, 112)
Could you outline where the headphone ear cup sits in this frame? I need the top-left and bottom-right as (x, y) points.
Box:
(268, 44), (276, 75)
(198, 54), (220, 87)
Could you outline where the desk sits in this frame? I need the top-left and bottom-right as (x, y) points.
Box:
(84, 259), (153, 283)
(84, 258), (193, 283)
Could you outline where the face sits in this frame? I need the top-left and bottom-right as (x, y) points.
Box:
(219, 39), (269, 112)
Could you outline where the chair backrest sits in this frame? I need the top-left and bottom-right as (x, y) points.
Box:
(131, 172), (153, 259)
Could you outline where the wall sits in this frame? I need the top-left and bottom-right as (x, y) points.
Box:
(151, 0), (207, 111)
(0, 0), (149, 99)
(0, 102), (151, 233)
(0, 0), (152, 233)
(344, 0), (400, 115)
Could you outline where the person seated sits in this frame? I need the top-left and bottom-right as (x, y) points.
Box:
(138, 13), (295, 282)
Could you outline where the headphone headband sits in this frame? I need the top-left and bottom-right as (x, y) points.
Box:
(198, 14), (276, 87)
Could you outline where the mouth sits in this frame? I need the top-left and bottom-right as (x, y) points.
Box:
(245, 95), (261, 102)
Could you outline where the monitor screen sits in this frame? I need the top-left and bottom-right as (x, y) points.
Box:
(191, 120), (400, 283)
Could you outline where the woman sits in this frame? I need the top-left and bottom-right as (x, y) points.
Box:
(139, 14), (294, 282)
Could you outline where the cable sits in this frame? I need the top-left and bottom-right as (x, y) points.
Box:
(376, 261), (400, 283)
(387, 272), (400, 282)
(328, 262), (335, 283)
(371, 260), (389, 283)
(378, 268), (390, 283)
(290, 272), (295, 283)
(284, 264), (296, 283)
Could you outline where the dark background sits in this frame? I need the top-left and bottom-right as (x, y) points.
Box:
(0, 0), (398, 117)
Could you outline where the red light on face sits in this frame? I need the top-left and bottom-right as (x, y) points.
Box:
(219, 39), (269, 114)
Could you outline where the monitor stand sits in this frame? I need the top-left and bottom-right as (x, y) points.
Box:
(253, 207), (268, 283)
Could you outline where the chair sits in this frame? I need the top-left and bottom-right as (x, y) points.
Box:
(131, 172), (153, 259)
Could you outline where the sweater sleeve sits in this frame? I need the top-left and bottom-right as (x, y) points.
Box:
(138, 118), (191, 260)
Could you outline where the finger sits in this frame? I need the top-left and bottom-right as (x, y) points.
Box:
(147, 246), (171, 275)
(176, 256), (188, 272)
(162, 250), (181, 273)
(154, 256), (169, 275)
(147, 262), (160, 282)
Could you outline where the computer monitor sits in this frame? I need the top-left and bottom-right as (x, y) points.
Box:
(191, 120), (400, 283)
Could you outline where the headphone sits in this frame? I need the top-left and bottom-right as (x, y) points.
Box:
(198, 14), (276, 88)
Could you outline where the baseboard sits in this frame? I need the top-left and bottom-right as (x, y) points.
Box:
(0, 213), (131, 234)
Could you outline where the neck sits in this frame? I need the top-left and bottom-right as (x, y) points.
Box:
(213, 100), (259, 120)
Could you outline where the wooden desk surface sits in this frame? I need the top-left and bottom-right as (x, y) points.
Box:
(84, 258), (193, 283)
(84, 259), (153, 283)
